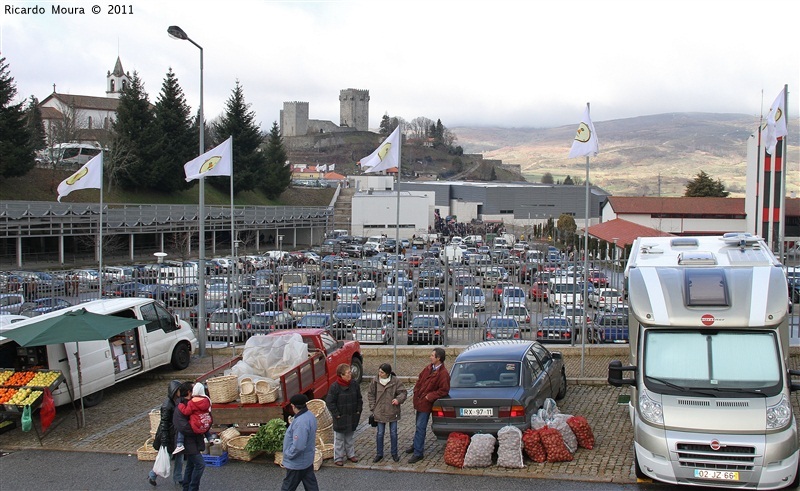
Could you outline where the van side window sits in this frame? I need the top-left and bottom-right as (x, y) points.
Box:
(141, 302), (175, 333)
(154, 302), (177, 333)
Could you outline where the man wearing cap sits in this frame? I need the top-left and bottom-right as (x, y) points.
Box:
(280, 394), (319, 491)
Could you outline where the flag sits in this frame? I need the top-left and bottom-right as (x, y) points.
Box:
(57, 152), (102, 202)
(764, 87), (787, 155)
(318, 164), (327, 172)
(184, 136), (232, 181)
(329, 163), (335, 171)
(361, 127), (400, 173)
(568, 105), (599, 158)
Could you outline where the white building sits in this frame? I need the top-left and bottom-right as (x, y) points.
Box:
(351, 189), (435, 239)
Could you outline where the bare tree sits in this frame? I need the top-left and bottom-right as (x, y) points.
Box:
(105, 136), (138, 192)
(407, 116), (434, 140)
(167, 231), (194, 261)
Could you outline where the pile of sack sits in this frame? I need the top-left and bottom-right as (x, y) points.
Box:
(443, 398), (594, 468)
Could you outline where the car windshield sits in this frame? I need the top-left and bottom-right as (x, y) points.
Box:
(488, 318), (518, 328)
(421, 289), (442, 297)
(210, 312), (239, 323)
(251, 314), (280, 326)
(541, 318), (569, 327)
(294, 302), (315, 312)
(451, 361), (521, 388)
(355, 319), (383, 329)
(412, 317), (440, 328)
(300, 315), (328, 326)
(505, 307), (527, 316)
(453, 305), (474, 314)
(336, 304), (361, 314)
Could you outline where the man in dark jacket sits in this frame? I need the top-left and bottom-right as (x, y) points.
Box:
(173, 385), (206, 491)
(148, 380), (188, 487)
(325, 363), (363, 465)
(407, 347), (450, 463)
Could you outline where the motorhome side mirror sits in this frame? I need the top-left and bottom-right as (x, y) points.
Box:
(789, 369), (800, 392)
(608, 360), (637, 387)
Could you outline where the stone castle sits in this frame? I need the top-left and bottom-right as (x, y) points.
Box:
(280, 88), (370, 137)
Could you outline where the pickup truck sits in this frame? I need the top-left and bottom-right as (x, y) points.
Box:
(195, 329), (363, 427)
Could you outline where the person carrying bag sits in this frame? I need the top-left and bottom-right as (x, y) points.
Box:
(367, 363), (407, 463)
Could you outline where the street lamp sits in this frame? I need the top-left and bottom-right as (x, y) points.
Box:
(168, 25), (207, 356)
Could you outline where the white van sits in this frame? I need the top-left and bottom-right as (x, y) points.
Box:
(0, 298), (198, 407)
(37, 143), (102, 167)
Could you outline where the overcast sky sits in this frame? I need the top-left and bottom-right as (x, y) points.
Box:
(2, 0), (797, 131)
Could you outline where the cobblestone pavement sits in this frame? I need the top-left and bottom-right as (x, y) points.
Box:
(2, 346), (799, 485)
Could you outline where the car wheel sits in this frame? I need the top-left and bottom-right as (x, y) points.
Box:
(350, 357), (363, 385)
(555, 369), (567, 400)
(171, 342), (191, 370)
(82, 390), (104, 408)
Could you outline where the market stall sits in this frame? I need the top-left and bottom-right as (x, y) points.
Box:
(0, 368), (67, 443)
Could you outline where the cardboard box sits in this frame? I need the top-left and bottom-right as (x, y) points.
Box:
(111, 340), (124, 357)
(116, 354), (128, 371)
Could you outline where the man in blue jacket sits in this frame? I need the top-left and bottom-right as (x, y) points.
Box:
(281, 394), (319, 491)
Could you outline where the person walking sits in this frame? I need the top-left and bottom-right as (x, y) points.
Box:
(280, 394), (319, 491)
(325, 363), (362, 466)
(407, 347), (450, 463)
(367, 363), (407, 463)
(148, 380), (190, 487)
(173, 386), (207, 491)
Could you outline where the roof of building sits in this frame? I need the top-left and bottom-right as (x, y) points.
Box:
(323, 172), (346, 180)
(40, 93), (121, 113)
(111, 56), (125, 77)
(586, 218), (674, 248)
(606, 196), (744, 215)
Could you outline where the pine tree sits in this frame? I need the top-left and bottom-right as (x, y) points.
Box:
(111, 71), (156, 189)
(379, 113), (392, 135)
(24, 96), (46, 151)
(0, 57), (35, 179)
(211, 80), (265, 195)
(563, 175), (574, 185)
(684, 170), (729, 197)
(150, 68), (195, 193)
(541, 172), (554, 184)
(261, 121), (291, 199)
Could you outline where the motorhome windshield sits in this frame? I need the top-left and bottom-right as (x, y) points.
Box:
(644, 330), (782, 395)
(552, 283), (579, 294)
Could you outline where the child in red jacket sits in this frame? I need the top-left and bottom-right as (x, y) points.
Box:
(173, 382), (213, 455)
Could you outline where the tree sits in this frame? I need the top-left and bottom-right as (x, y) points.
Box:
(211, 80), (265, 195)
(260, 121), (291, 199)
(150, 68), (195, 193)
(684, 170), (729, 197)
(557, 214), (577, 243)
(379, 113), (399, 135)
(111, 71), (156, 189)
(541, 172), (554, 184)
(24, 96), (46, 151)
(563, 175), (574, 185)
(0, 57), (35, 179)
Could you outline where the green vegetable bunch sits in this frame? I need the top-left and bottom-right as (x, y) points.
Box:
(245, 418), (287, 453)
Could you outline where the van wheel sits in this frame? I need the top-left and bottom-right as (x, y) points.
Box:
(350, 358), (363, 385)
(555, 370), (567, 400)
(82, 390), (104, 408)
(171, 343), (191, 370)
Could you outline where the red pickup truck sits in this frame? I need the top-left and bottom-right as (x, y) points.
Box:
(196, 329), (363, 426)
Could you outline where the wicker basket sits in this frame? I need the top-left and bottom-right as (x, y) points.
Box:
(207, 375), (238, 404)
(255, 380), (278, 404)
(227, 435), (263, 462)
(137, 437), (158, 461)
(307, 399), (332, 428)
(148, 408), (160, 435)
(275, 449), (323, 470)
(240, 380), (257, 405)
(219, 427), (240, 451)
(316, 423), (334, 446)
(316, 437), (334, 460)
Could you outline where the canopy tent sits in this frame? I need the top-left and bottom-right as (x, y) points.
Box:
(1, 308), (147, 426)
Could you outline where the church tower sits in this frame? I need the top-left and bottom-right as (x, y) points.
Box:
(106, 57), (131, 99)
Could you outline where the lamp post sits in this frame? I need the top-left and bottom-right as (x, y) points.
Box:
(168, 25), (207, 356)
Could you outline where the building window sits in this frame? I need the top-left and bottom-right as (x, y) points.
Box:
(110, 80), (115, 92)
(88, 116), (93, 129)
(122, 80), (127, 91)
(500, 210), (514, 214)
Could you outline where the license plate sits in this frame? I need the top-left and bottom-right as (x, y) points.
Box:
(460, 408), (493, 417)
(417, 329), (429, 334)
(693, 470), (739, 481)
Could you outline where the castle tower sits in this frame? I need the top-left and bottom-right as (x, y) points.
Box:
(339, 89), (369, 131)
(106, 57), (131, 99)
(280, 101), (309, 137)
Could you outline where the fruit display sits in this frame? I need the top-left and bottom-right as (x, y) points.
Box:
(5, 388), (42, 406)
(25, 371), (60, 388)
(0, 388), (17, 404)
(0, 370), (13, 385)
(3, 371), (35, 387)
(0, 370), (62, 390)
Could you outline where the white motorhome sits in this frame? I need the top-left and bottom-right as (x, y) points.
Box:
(547, 277), (582, 308)
(609, 234), (800, 489)
(0, 298), (198, 407)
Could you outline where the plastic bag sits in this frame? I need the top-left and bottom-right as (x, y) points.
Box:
(153, 446), (171, 478)
(537, 398), (561, 424)
(566, 415), (595, 449)
(40, 388), (55, 433)
(549, 414), (578, 454)
(21, 404), (32, 432)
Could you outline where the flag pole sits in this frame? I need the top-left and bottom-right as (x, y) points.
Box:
(581, 103), (590, 379)
(98, 152), (104, 298)
(230, 137), (236, 357)
(778, 84), (789, 261)
(393, 124), (402, 370)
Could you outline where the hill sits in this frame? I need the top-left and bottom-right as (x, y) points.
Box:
(454, 113), (799, 197)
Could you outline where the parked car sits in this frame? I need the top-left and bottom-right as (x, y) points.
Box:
(246, 311), (296, 335)
(20, 297), (73, 317)
(205, 282), (242, 304)
(431, 340), (566, 439)
(337, 285), (366, 305)
(137, 283), (170, 303)
(376, 302), (411, 328)
(588, 288), (623, 310)
(356, 280), (377, 301)
(447, 302), (477, 328)
(594, 313), (629, 343)
(164, 283), (199, 307)
(536, 316), (574, 343)
(297, 312), (336, 331)
(0, 293), (26, 314)
(381, 286), (408, 306)
(499, 304), (531, 330)
(332, 302), (363, 338)
(287, 298), (320, 319)
(407, 314), (446, 345)
(207, 308), (252, 342)
(493, 281), (514, 301)
(105, 281), (148, 298)
(588, 271), (610, 287)
(318, 279), (340, 300)
(528, 280), (549, 301)
(500, 286), (527, 309)
(483, 315), (521, 340)
(460, 286), (487, 311)
(287, 285), (315, 304)
(417, 269), (441, 287)
(352, 313), (394, 345)
(418, 287), (445, 312)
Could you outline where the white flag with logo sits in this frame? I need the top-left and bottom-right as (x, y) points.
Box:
(184, 136), (233, 182)
(57, 152), (102, 202)
(568, 106), (599, 158)
(329, 163), (335, 171)
(361, 127), (400, 173)
(764, 88), (787, 155)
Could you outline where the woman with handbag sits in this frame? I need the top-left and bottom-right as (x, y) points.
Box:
(367, 363), (407, 463)
(325, 363), (363, 466)
(148, 380), (191, 487)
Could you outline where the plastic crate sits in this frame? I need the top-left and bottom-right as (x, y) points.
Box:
(203, 451), (228, 467)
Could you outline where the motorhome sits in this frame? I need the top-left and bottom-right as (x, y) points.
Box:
(36, 143), (102, 167)
(0, 298), (198, 407)
(608, 234), (800, 489)
(547, 277), (582, 308)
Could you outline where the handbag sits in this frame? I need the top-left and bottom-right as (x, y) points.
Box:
(153, 446), (171, 478)
(368, 414), (377, 427)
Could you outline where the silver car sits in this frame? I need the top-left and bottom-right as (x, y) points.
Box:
(352, 314), (394, 344)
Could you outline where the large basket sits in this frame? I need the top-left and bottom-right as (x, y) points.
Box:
(307, 399), (332, 428)
(219, 427), (240, 451)
(275, 449), (323, 470)
(316, 437), (334, 460)
(227, 435), (263, 462)
(256, 380), (277, 404)
(137, 437), (158, 461)
(207, 375), (238, 404)
(148, 408), (160, 435)
(240, 380), (257, 405)
(316, 423), (334, 446)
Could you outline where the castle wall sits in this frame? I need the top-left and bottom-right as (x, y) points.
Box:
(339, 89), (369, 132)
(281, 101), (309, 137)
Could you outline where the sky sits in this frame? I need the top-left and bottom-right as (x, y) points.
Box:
(2, 0), (798, 131)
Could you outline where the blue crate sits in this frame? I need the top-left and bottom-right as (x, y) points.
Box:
(203, 451), (228, 467)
